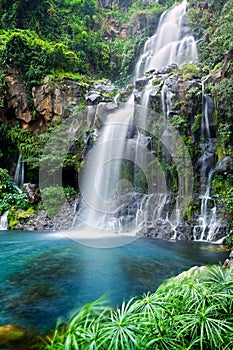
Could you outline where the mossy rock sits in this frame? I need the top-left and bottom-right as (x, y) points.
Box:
(0, 324), (39, 349)
(0, 325), (26, 343)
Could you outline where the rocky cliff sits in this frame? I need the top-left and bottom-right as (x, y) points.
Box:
(3, 67), (87, 133)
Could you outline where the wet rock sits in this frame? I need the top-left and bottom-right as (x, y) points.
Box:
(134, 90), (143, 104)
(216, 156), (233, 175)
(0, 324), (38, 349)
(135, 77), (149, 90)
(18, 202), (75, 231)
(85, 91), (103, 106)
(24, 183), (40, 204)
(119, 84), (134, 102)
(198, 2), (208, 10)
(143, 219), (174, 240)
(223, 251), (233, 268)
(93, 80), (115, 93)
(93, 101), (118, 129)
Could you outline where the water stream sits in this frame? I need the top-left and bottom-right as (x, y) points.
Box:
(137, 0), (198, 74)
(193, 82), (221, 241)
(0, 210), (9, 230)
(76, 0), (198, 236)
(14, 154), (25, 190)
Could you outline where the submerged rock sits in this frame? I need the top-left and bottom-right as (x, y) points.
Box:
(0, 324), (38, 349)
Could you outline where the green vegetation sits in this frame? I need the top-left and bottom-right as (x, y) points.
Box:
(210, 77), (233, 157)
(43, 265), (233, 350)
(8, 207), (35, 229)
(187, 0), (233, 71)
(41, 185), (77, 216)
(0, 119), (85, 185)
(0, 0), (176, 87)
(212, 174), (233, 245)
(0, 167), (30, 216)
(180, 62), (200, 80)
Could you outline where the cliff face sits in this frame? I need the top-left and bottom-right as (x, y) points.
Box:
(4, 68), (87, 133)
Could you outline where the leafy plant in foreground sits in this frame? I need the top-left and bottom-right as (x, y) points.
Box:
(42, 265), (233, 350)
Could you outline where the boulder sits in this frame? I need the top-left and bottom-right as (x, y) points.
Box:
(24, 183), (40, 204)
(216, 156), (233, 175)
(93, 101), (118, 129)
(0, 324), (37, 348)
(85, 91), (103, 106)
(135, 77), (149, 90)
(223, 251), (233, 268)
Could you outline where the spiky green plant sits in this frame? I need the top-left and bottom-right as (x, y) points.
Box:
(42, 265), (233, 350)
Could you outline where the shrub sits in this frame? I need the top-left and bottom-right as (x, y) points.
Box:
(41, 185), (77, 216)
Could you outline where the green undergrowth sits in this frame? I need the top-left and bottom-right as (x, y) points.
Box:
(42, 264), (233, 350)
(8, 207), (35, 229)
(0, 168), (31, 216)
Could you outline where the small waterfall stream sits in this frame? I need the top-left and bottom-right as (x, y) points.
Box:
(76, 0), (198, 236)
(193, 82), (221, 241)
(0, 210), (9, 230)
(14, 154), (25, 190)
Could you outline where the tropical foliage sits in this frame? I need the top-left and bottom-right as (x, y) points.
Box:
(42, 265), (233, 350)
(0, 0), (176, 84)
(0, 167), (30, 215)
(187, 0), (233, 71)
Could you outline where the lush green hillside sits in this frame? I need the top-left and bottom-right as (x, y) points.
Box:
(0, 0), (177, 84)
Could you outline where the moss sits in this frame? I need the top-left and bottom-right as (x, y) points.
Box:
(152, 78), (162, 86)
(180, 62), (200, 80)
(183, 198), (199, 221)
(8, 207), (35, 229)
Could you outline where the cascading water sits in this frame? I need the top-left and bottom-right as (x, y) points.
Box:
(135, 0), (198, 76)
(132, 0), (198, 234)
(76, 0), (197, 236)
(0, 210), (9, 230)
(78, 104), (136, 230)
(14, 154), (25, 190)
(193, 82), (221, 241)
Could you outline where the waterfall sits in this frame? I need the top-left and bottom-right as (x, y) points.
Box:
(76, 0), (197, 236)
(132, 0), (197, 234)
(193, 82), (221, 241)
(14, 154), (25, 189)
(135, 0), (198, 76)
(78, 103), (136, 230)
(0, 210), (9, 230)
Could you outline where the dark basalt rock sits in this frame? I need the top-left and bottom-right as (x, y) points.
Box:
(135, 77), (149, 90)
(216, 156), (233, 175)
(85, 91), (103, 105)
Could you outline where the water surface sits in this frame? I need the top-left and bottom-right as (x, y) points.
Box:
(0, 231), (228, 333)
